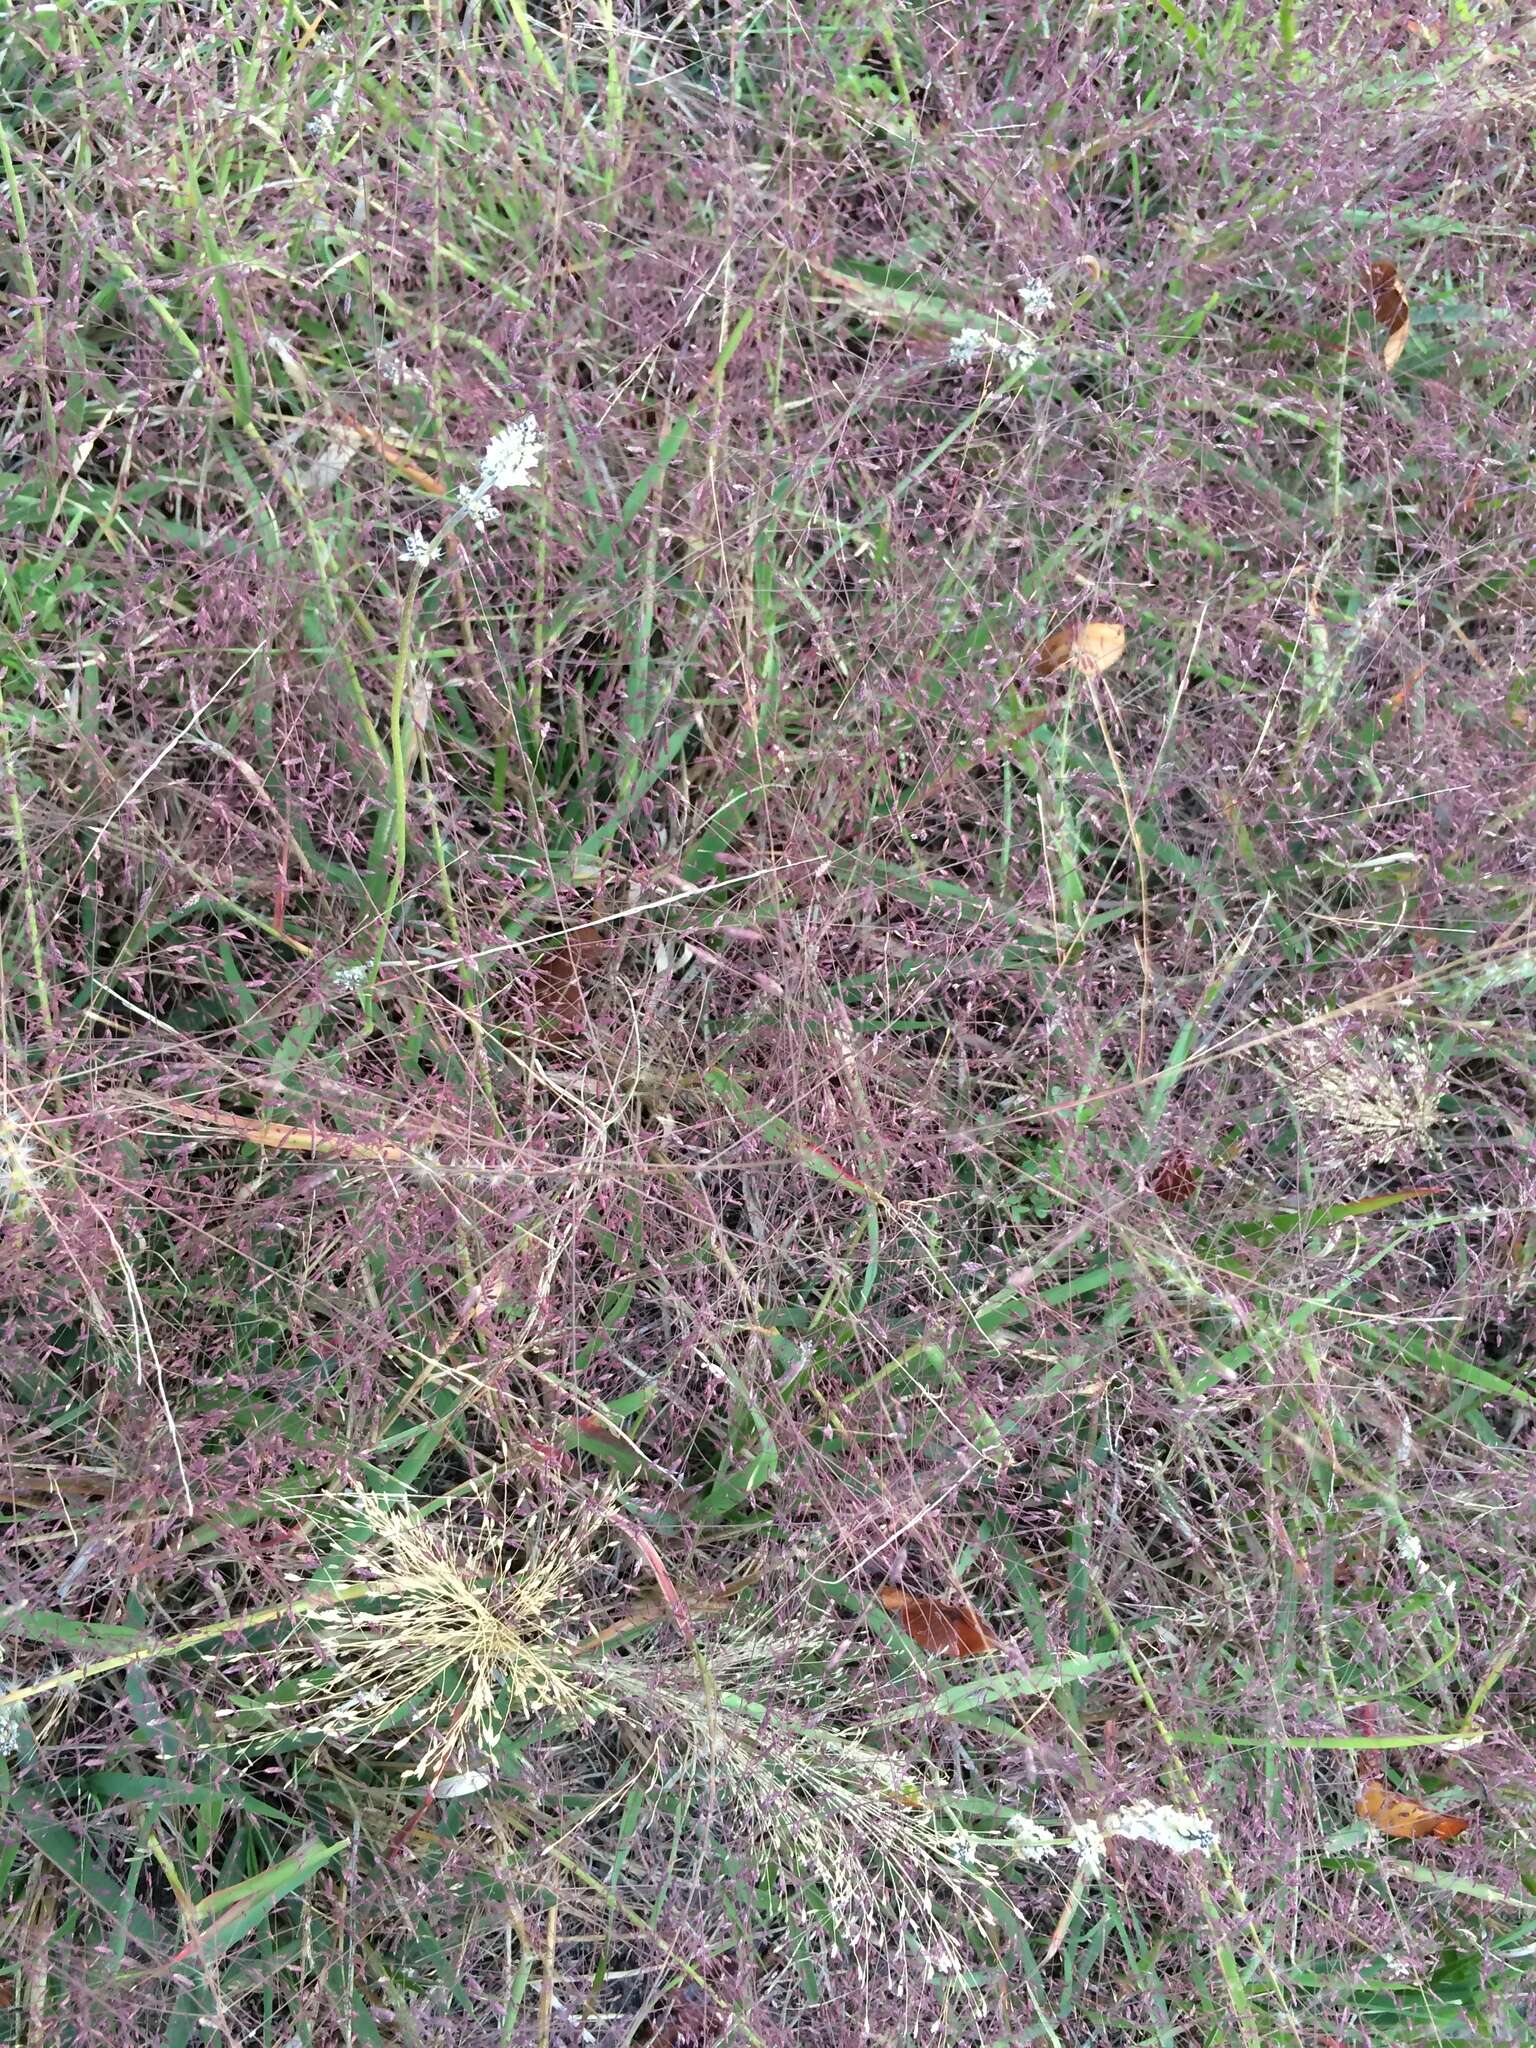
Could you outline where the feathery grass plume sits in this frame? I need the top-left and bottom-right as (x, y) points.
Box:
(0, 1113), (40, 1215)
(292, 1495), (593, 1779)
(1277, 1021), (1438, 1168)
(603, 1631), (1005, 1967)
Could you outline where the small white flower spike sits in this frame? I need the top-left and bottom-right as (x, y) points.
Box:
(1005, 1813), (1058, 1864)
(1066, 1817), (1106, 1876)
(478, 416), (543, 492)
(398, 529), (442, 568)
(455, 481), (501, 533)
(1015, 275), (1056, 320)
(1104, 1800), (1218, 1856)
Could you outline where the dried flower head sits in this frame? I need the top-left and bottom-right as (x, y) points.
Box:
(291, 1496), (591, 1779)
(1279, 1022), (1438, 1168)
(295, 424), (361, 497)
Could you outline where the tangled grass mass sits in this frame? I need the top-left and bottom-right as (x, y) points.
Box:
(3, 3), (1536, 2042)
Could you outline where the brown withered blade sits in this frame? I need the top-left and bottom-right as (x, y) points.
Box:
(1357, 1775), (1469, 1841)
(877, 1586), (999, 1657)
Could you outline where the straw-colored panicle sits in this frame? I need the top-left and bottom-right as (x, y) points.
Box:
(293, 1497), (591, 1780)
(1279, 1022), (1438, 1169)
(602, 1631), (1005, 1959)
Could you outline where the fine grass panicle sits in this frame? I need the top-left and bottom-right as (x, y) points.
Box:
(4, 0), (1536, 2041)
(282, 1496), (595, 1779)
(1277, 1020), (1441, 1170)
(602, 1630), (1013, 1977)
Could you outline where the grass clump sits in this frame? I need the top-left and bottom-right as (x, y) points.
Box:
(3, 1), (1536, 2042)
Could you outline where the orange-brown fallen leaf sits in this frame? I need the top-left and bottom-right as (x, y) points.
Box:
(332, 410), (446, 496)
(1034, 620), (1126, 681)
(1366, 258), (1411, 372)
(877, 1587), (998, 1657)
(1149, 1150), (1200, 1204)
(1357, 1775), (1469, 1840)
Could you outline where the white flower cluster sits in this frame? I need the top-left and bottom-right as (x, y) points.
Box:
(1015, 274), (1056, 319)
(948, 324), (1040, 375)
(0, 1700), (24, 1756)
(454, 483), (499, 533)
(478, 417), (543, 491)
(306, 76), (345, 143)
(1005, 1812), (1057, 1864)
(1396, 1524), (1456, 1603)
(1001, 1798), (1218, 1875)
(395, 419), (543, 570)
(1103, 1800), (1219, 1856)
(453, 415), (543, 534)
(378, 350), (429, 392)
(1065, 1816), (1107, 1876)
(398, 529), (442, 568)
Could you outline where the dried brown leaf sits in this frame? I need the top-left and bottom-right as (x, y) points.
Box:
(1033, 620), (1126, 681)
(1366, 258), (1411, 372)
(528, 928), (605, 1037)
(1357, 1775), (1469, 1841)
(876, 1587), (998, 1657)
(1367, 258), (1409, 330)
(1149, 1150), (1200, 1204)
(1074, 622), (1127, 677)
(1033, 625), (1080, 678)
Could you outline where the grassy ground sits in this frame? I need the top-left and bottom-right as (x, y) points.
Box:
(3, 1), (1536, 2041)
